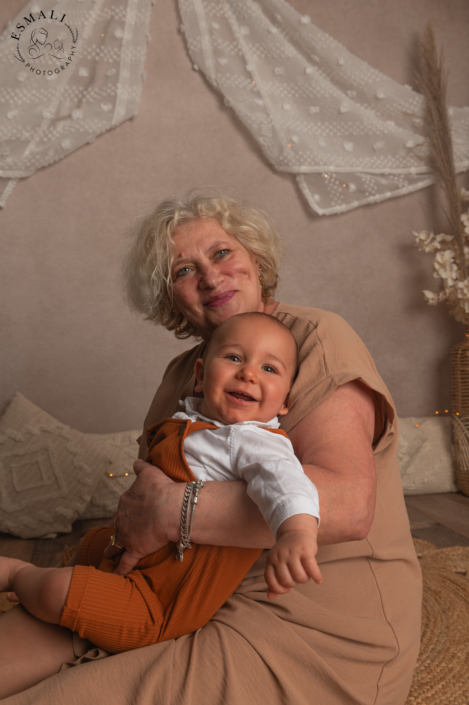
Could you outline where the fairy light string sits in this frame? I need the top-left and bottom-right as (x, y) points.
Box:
(414, 409), (453, 428)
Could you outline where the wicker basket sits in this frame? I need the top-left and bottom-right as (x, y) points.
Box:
(451, 327), (469, 496)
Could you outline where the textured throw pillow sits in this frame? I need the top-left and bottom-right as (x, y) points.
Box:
(397, 416), (458, 494)
(80, 430), (140, 519)
(0, 393), (110, 538)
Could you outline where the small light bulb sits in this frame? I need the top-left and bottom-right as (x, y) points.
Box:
(435, 411), (439, 415)
(125, 472), (129, 476)
(109, 473), (114, 477)
(415, 424), (419, 427)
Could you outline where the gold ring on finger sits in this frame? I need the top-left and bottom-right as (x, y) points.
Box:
(110, 533), (124, 550)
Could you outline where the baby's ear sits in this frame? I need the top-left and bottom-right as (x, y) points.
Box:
(194, 358), (205, 393)
(277, 393), (290, 417)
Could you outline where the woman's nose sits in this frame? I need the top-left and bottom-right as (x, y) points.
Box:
(198, 262), (222, 288)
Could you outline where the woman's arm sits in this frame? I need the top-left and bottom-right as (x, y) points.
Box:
(107, 381), (377, 575)
(189, 380), (376, 546)
(289, 380), (376, 545)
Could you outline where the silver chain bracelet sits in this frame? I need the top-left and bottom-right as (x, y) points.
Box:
(176, 479), (205, 562)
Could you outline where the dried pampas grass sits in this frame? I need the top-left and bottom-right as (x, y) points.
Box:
(417, 23), (466, 277)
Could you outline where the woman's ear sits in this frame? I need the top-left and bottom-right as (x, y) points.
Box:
(277, 393), (290, 417)
(194, 358), (205, 393)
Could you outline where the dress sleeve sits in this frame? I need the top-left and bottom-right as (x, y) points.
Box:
(230, 426), (320, 537)
(275, 307), (396, 453)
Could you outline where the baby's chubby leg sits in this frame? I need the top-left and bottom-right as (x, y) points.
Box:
(0, 556), (75, 698)
(0, 605), (74, 698)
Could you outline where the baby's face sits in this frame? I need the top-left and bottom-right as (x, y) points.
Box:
(195, 316), (296, 425)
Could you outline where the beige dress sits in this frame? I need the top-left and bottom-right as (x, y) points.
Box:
(5, 304), (422, 705)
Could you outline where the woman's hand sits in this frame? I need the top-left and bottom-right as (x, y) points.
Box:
(103, 460), (185, 575)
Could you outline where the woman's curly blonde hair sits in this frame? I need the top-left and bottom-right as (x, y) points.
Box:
(123, 192), (282, 339)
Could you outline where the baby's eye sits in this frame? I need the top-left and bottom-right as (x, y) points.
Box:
(227, 354), (241, 362)
(262, 365), (277, 374)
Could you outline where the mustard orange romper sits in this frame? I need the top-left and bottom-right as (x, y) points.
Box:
(59, 417), (286, 653)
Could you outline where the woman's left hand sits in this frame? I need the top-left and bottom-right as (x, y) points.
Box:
(103, 460), (184, 575)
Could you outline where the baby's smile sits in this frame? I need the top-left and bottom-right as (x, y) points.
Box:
(227, 390), (257, 402)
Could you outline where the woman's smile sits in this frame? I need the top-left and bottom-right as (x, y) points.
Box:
(204, 290), (237, 308)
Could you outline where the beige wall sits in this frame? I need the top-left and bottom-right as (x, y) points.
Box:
(1, 0), (469, 433)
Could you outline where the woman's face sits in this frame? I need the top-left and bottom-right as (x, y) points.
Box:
(171, 219), (264, 341)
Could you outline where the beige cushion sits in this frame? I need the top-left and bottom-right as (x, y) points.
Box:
(0, 393), (110, 538)
(397, 416), (458, 494)
(80, 430), (140, 519)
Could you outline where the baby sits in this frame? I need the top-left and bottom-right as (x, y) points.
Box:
(0, 312), (321, 696)
(174, 311), (322, 599)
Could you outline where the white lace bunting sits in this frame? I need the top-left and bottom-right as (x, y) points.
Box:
(0, 0), (153, 207)
(178, 0), (469, 215)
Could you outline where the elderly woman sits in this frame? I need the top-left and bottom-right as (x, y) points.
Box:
(6, 194), (421, 705)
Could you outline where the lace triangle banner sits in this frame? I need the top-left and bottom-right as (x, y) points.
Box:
(0, 0), (153, 208)
(179, 0), (469, 215)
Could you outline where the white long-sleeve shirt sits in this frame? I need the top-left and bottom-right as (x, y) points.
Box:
(173, 397), (320, 538)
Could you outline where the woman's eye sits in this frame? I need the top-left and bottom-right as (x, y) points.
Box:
(262, 365), (277, 374)
(215, 249), (230, 259)
(175, 266), (191, 278)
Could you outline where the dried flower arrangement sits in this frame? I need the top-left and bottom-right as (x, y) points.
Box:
(415, 191), (469, 322)
(413, 25), (469, 323)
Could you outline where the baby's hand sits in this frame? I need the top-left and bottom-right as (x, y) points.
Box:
(264, 515), (322, 600)
(0, 556), (28, 596)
